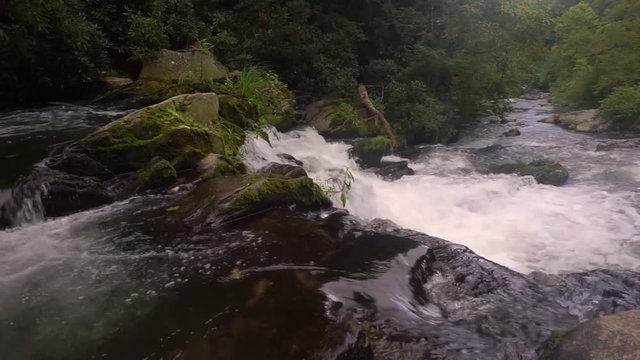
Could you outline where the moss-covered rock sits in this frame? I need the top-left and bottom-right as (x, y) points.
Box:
(218, 95), (259, 127)
(540, 310), (640, 360)
(78, 93), (224, 173)
(258, 163), (308, 178)
(225, 175), (332, 218)
(136, 159), (177, 190)
(492, 160), (569, 186)
(196, 153), (245, 179)
(139, 49), (228, 83)
(352, 136), (392, 168)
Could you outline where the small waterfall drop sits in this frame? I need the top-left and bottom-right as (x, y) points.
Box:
(241, 127), (640, 274)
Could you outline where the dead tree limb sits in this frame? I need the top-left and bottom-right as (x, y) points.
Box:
(358, 84), (398, 149)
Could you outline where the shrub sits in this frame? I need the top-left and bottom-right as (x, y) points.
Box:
(217, 67), (294, 127)
(330, 102), (362, 129)
(386, 81), (453, 145)
(599, 85), (640, 129)
(363, 136), (392, 151)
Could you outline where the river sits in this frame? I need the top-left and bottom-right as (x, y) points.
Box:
(0, 96), (639, 359)
(244, 96), (640, 273)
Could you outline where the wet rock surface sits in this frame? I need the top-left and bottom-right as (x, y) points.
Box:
(376, 160), (415, 180)
(5, 205), (637, 360)
(503, 128), (521, 136)
(541, 310), (640, 360)
(542, 109), (612, 133)
(492, 159), (569, 186)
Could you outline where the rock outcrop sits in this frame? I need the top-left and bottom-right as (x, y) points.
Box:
(503, 128), (521, 137)
(1, 93), (250, 223)
(541, 310), (640, 360)
(377, 159), (415, 180)
(542, 109), (612, 133)
(492, 160), (569, 186)
(351, 136), (393, 168)
(139, 49), (228, 83)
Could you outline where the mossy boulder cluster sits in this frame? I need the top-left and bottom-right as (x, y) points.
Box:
(492, 160), (569, 186)
(77, 93), (225, 174)
(11, 69), (329, 226)
(35, 92), (258, 217)
(165, 162), (331, 227)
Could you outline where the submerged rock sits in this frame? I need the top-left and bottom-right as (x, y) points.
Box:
(277, 153), (303, 166)
(503, 128), (521, 137)
(541, 310), (640, 360)
(377, 160), (415, 180)
(40, 171), (115, 218)
(542, 109), (612, 133)
(258, 162), (308, 178)
(492, 160), (569, 186)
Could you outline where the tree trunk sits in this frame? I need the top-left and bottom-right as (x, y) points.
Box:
(358, 84), (398, 148)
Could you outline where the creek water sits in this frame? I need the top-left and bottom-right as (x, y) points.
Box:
(243, 97), (640, 274)
(0, 97), (639, 359)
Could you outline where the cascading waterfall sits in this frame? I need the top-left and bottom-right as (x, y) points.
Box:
(241, 125), (640, 274)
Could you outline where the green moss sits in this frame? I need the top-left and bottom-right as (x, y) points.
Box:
(539, 329), (571, 360)
(493, 160), (569, 186)
(363, 136), (392, 152)
(218, 95), (260, 127)
(79, 107), (222, 173)
(201, 160), (245, 180)
(165, 205), (180, 213)
(209, 119), (247, 157)
(140, 79), (223, 104)
(135, 159), (177, 190)
(230, 175), (332, 215)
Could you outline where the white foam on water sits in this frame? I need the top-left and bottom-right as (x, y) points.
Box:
(241, 127), (640, 274)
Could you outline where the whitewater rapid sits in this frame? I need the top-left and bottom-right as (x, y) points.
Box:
(242, 102), (640, 274)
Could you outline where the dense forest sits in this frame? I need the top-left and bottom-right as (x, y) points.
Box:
(1, 0), (638, 141)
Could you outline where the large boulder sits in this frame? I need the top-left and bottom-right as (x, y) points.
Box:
(167, 171), (332, 227)
(304, 100), (380, 139)
(352, 136), (392, 168)
(542, 110), (612, 133)
(139, 49), (228, 83)
(76, 93), (224, 173)
(377, 159), (415, 180)
(8, 93), (239, 221)
(541, 310), (640, 360)
(492, 160), (569, 186)
(219, 174), (331, 220)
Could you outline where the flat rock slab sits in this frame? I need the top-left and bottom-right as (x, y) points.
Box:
(543, 310), (640, 360)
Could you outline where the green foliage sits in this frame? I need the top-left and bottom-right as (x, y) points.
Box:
(386, 81), (453, 145)
(135, 159), (177, 189)
(319, 168), (354, 208)
(599, 85), (640, 129)
(231, 175), (332, 215)
(0, 0), (108, 104)
(2, 0), (553, 134)
(330, 102), (362, 129)
(217, 67), (294, 127)
(363, 136), (392, 152)
(547, 1), (640, 111)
